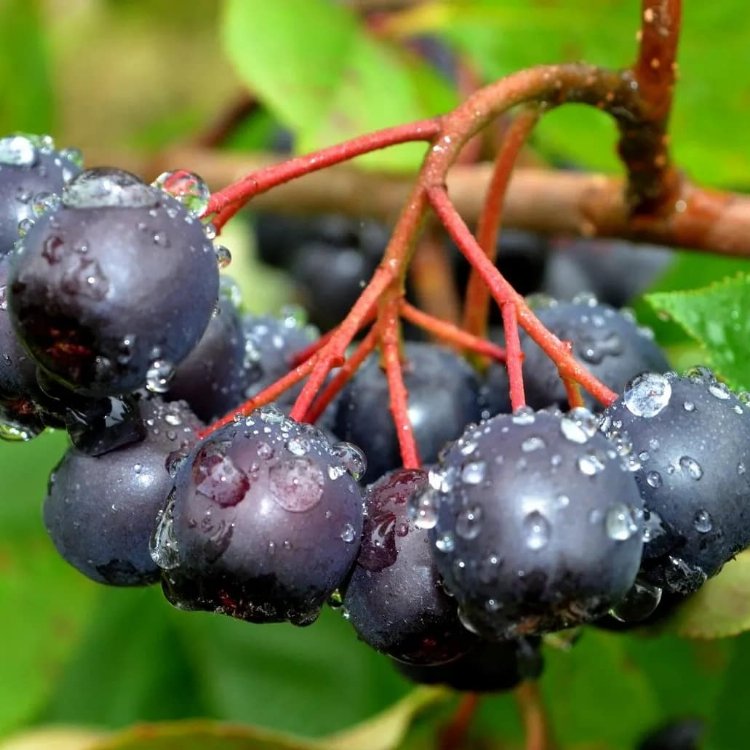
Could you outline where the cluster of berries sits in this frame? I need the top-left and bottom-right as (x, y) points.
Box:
(2, 133), (749, 695)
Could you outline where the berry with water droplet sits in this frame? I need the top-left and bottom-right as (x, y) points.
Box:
(8, 168), (219, 397)
(601, 369), (750, 594)
(335, 342), (485, 483)
(343, 469), (476, 665)
(43, 397), (200, 585)
(0, 134), (82, 258)
(157, 406), (364, 625)
(485, 300), (668, 414)
(422, 409), (644, 639)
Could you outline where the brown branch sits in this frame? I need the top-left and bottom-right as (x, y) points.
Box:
(86, 146), (750, 257)
(621, 0), (682, 213)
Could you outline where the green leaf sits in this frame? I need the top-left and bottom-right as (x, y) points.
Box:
(434, 0), (750, 185)
(671, 552), (750, 639)
(222, 0), (455, 172)
(541, 629), (660, 749)
(0, 0), (54, 133)
(646, 274), (750, 390)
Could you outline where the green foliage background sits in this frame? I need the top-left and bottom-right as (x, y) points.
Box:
(1, 1), (749, 749)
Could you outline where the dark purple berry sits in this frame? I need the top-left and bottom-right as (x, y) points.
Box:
(485, 297), (669, 414)
(335, 342), (485, 483)
(422, 408), (644, 638)
(393, 637), (543, 692)
(43, 397), (200, 585)
(600, 368), (750, 594)
(0, 134), (81, 257)
(8, 168), (219, 397)
(343, 469), (475, 665)
(154, 406), (365, 625)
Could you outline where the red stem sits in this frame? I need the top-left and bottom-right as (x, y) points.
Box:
(206, 118), (442, 229)
(428, 185), (618, 408)
(463, 107), (540, 338)
(399, 300), (506, 362)
(501, 300), (526, 411)
(380, 297), (420, 469)
(304, 327), (379, 424)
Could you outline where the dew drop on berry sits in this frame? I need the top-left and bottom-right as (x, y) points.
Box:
(693, 509), (713, 533)
(145, 359), (175, 393)
(605, 503), (638, 541)
(286, 436), (309, 457)
(63, 168), (159, 209)
(435, 530), (456, 553)
(683, 400), (695, 412)
(679, 455), (703, 480)
(455, 505), (483, 540)
(560, 408), (598, 443)
(609, 579), (662, 622)
(646, 470), (663, 489)
(521, 436), (546, 452)
(269, 458), (325, 512)
(409, 490), (439, 530)
(523, 510), (551, 550)
(152, 170), (210, 216)
(512, 407), (536, 425)
(330, 441), (367, 481)
(708, 381), (731, 400)
(0, 135), (37, 166)
(215, 244), (232, 268)
(623, 372), (672, 418)
(577, 451), (606, 476)
(461, 461), (486, 485)
(340, 523), (357, 543)
(150, 489), (180, 570)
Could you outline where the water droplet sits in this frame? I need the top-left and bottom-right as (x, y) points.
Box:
(605, 503), (638, 541)
(58, 147), (84, 169)
(145, 359), (175, 393)
(682, 400), (695, 412)
(521, 436), (546, 452)
(330, 441), (366, 481)
(409, 489), (439, 529)
(693, 509), (713, 533)
(623, 372), (672, 418)
(459, 438), (478, 456)
(434, 530), (455, 553)
(63, 168), (159, 209)
(455, 505), (483, 539)
(708, 381), (731, 400)
(610, 579), (662, 622)
(428, 466), (455, 493)
(341, 523), (357, 543)
(269, 458), (325, 512)
(215, 244), (232, 268)
(512, 406), (536, 425)
(150, 490), (179, 569)
(646, 470), (663, 488)
(286, 436), (309, 457)
(461, 461), (486, 484)
(152, 230), (170, 248)
(523, 511), (551, 550)
(577, 450), (607, 476)
(152, 170), (210, 216)
(560, 407), (598, 443)
(0, 135), (37, 166)
(32, 191), (60, 217)
(679, 456), (703, 480)
(195, 446), (250, 507)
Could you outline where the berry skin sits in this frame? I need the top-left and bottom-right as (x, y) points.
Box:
(154, 407), (365, 625)
(600, 368), (750, 594)
(0, 134), (81, 257)
(393, 637), (543, 692)
(423, 408), (644, 639)
(343, 469), (475, 665)
(335, 342), (485, 483)
(485, 297), (669, 414)
(8, 168), (219, 397)
(43, 397), (200, 586)
(165, 281), (247, 422)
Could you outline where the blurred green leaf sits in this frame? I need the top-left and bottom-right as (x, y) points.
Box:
(222, 0), (455, 172)
(0, 0), (53, 133)
(541, 629), (660, 749)
(435, 0), (750, 185)
(646, 274), (750, 390)
(671, 552), (750, 639)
